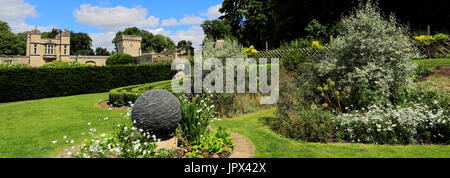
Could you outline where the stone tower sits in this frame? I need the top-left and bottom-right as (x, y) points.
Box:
(26, 27), (71, 66)
(116, 34), (142, 57)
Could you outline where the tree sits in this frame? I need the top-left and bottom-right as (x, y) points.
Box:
(219, 0), (450, 50)
(95, 47), (110, 56)
(41, 28), (60, 38)
(0, 21), (11, 32)
(70, 31), (93, 55)
(177, 40), (194, 56)
(201, 20), (232, 40)
(0, 21), (25, 55)
(113, 27), (175, 53)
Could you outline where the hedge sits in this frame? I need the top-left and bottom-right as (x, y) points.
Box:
(0, 63), (177, 103)
(108, 80), (177, 107)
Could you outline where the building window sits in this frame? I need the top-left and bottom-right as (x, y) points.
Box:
(64, 45), (67, 55)
(33, 44), (37, 54)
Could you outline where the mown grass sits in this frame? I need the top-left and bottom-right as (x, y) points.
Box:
(411, 58), (450, 67)
(212, 108), (450, 158)
(0, 93), (131, 158)
(1, 91), (448, 158)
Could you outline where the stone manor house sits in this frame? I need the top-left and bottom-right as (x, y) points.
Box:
(0, 27), (191, 66)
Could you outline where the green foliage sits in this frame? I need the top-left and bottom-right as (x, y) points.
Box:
(177, 40), (194, 54)
(191, 127), (234, 154)
(280, 50), (308, 71)
(317, 1), (419, 109)
(178, 94), (216, 146)
(262, 107), (335, 142)
(201, 20), (232, 41)
(69, 31), (94, 55)
(414, 65), (435, 80)
(202, 37), (246, 63)
(0, 63), (177, 102)
(0, 21), (25, 55)
(108, 80), (175, 107)
(106, 53), (135, 65)
(305, 19), (328, 43)
(334, 103), (449, 144)
(95, 47), (110, 56)
(41, 60), (87, 68)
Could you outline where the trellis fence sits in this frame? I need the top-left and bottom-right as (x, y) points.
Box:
(415, 39), (450, 59)
(252, 47), (330, 61)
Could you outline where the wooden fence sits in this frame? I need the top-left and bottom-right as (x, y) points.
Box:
(253, 47), (330, 61)
(415, 39), (450, 58)
(252, 39), (450, 61)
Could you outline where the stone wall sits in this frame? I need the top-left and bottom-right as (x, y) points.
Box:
(70, 56), (108, 66)
(0, 56), (29, 65)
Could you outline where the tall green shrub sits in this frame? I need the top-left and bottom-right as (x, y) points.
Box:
(316, 1), (420, 108)
(0, 63), (176, 102)
(106, 53), (135, 65)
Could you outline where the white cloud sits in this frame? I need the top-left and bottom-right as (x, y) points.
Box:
(161, 18), (179, 27)
(161, 15), (205, 27)
(0, 0), (52, 32)
(205, 4), (223, 19)
(89, 32), (116, 52)
(74, 4), (159, 30)
(147, 28), (172, 37)
(179, 16), (205, 25)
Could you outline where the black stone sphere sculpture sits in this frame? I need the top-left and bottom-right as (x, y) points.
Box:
(131, 89), (182, 140)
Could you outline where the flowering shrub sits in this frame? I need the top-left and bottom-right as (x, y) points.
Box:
(178, 94), (216, 146)
(317, 1), (419, 109)
(73, 125), (176, 158)
(202, 37), (246, 63)
(177, 94), (234, 157)
(243, 45), (258, 56)
(311, 41), (325, 50)
(335, 103), (450, 144)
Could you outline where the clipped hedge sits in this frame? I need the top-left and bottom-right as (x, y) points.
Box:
(108, 80), (177, 107)
(0, 63), (177, 103)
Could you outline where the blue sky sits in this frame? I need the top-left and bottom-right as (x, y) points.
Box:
(0, 0), (224, 50)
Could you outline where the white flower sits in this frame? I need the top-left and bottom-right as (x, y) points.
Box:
(63, 136), (67, 139)
(88, 122), (91, 125)
(51, 140), (57, 144)
(104, 117), (109, 120)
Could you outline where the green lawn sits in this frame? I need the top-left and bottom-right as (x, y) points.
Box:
(0, 93), (131, 158)
(212, 108), (450, 158)
(1, 93), (449, 158)
(411, 58), (450, 67)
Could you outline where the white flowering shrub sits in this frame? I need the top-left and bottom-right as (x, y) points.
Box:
(73, 125), (174, 158)
(334, 103), (450, 144)
(317, 1), (420, 108)
(202, 37), (246, 62)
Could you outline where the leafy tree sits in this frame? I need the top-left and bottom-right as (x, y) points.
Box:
(41, 28), (60, 38)
(70, 31), (93, 55)
(201, 20), (232, 40)
(113, 27), (175, 53)
(0, 21), (11, 32)
(177, 40), (194, 55)
(95, 47), (110, 56)
(0, 21), (25, 55)
(219, 0), (450, 50)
